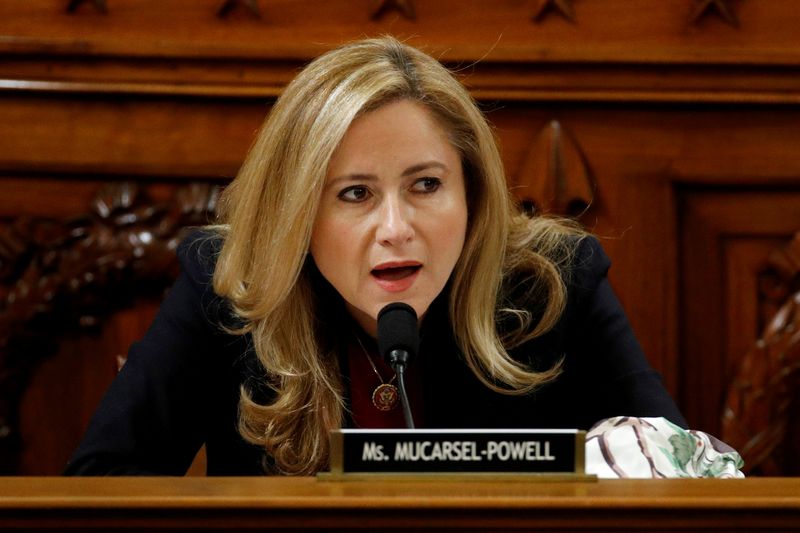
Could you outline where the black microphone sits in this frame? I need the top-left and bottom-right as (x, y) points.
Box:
(377, 302), (419, 429)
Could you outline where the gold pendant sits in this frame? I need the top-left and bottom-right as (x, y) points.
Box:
(372, 383), (399, 411)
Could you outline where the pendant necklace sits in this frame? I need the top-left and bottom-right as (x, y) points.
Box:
(354, 334), (399, 411)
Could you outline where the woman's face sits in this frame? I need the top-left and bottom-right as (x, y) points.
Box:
(310, 99), (468, 336)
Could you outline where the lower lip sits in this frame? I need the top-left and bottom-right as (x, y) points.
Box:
(371, 268), (421, 293)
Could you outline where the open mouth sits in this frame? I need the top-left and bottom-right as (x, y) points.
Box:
(371, 264), (422, 281)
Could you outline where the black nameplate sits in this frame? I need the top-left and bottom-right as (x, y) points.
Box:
(327, 429), (585, 475)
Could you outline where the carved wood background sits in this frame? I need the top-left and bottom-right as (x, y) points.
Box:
(0, 182), (218, 474)
(722, 234), (800, 475)
(1, 0), (799, 475)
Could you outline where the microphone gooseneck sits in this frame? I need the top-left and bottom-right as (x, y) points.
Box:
(377, 302), (419, 429)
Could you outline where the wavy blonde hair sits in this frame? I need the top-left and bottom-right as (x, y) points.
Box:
(212, 37), (584, 475)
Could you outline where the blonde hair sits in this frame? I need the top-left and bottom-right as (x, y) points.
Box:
(212, 37), (583, 475)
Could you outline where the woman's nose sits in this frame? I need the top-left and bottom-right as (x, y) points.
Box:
(375, 196), (415, 246)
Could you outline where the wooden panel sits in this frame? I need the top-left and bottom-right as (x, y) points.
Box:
(3, 2), (800, 106)
(0, 95), (263, 177)
(1, 1), (799, 64)
(492, 103), (800, 395)
(724, 240), (785, 370)
(18, 304), (159, 475)
(1, 478), (800, 530)
(681, 191), (800, 435)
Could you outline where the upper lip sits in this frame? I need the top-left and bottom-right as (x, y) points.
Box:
(371, 260), (422, 271)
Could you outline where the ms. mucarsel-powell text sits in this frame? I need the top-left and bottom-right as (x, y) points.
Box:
(361, 439), (556, 462)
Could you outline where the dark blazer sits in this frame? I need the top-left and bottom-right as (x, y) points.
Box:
(64, 232), (686, 475)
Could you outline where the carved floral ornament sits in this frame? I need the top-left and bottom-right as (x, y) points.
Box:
(758, 232), (800, 328)
(0, 182), (219, 473)
(63, 0), (744, 27)
(722, 233), (800, 475)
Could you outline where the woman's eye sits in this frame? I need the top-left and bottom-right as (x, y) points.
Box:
(412, 177), (441, 193)
(338, 185), (371, 202)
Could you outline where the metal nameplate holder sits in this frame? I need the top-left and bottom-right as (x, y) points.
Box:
(318, 429), (596, 481)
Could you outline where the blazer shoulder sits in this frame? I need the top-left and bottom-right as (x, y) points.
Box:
(176, 228), (223, 286)
(568, 235), (611, 294)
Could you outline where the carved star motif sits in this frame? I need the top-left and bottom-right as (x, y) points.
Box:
(217, 0), (262, 19)
(532, 0), (575, 23)
(690, 0), (739, 27)
(66, 0), (107, 14)
(370, 0), (416, 21)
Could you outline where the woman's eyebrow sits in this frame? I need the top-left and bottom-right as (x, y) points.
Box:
(402, 161), (447, 176)
(325, 174), (377, 188)
(326, 161), (448, 188)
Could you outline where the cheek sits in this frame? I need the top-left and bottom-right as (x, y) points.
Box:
(443, 203), (468, 255)
(310, 215), (360, 285)
(309, 217), (334, 272)
(311, 207), (340, 253)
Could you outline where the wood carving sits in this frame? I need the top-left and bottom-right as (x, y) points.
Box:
(217, 0), (262, 19)
(722, 233), (800, 475)
(66, 0), (108, 14)
(370, 0), (416, 21)
(0, 182), (219, 474)
(758, 233), (800, 329)
(532, 0), (576, 23)
(689, 0), (740, 28)
(514, 120), (594, 218)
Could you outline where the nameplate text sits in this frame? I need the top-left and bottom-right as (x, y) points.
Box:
(327, 429), (585, 475)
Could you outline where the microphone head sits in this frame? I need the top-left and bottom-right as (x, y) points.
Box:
(377, 302), (419, 363)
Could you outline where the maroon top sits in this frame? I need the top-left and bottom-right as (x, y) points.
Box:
(346, 332), (424, 429)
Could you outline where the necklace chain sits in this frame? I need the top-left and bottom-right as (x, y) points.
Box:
(354, 334), (396, 385)
(354, 334), (399, 411)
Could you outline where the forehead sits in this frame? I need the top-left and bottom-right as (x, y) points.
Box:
(326, 99), (459, 176)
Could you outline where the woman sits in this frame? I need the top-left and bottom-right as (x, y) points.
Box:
(65, 37), (686, 476)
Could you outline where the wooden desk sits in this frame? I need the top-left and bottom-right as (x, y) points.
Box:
(1, 477), (799, 531)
